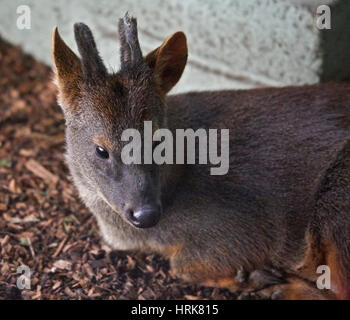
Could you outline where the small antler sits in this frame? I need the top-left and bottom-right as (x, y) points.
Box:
(118, 12), (143, 73)
(74, 22), (107, 81)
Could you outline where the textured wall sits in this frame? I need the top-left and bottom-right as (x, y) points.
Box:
(0, 0), (336, 93)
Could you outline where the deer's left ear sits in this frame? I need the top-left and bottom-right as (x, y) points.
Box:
(145, 32), (187, 94)
(52, 26), (83, 110)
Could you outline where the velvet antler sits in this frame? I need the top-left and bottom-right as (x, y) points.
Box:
(118, 12), (144, 73)
(74, 22), (107, 81)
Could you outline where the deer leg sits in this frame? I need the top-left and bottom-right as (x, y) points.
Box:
(254, 276), (337, 300)
(169, 250), (286, 294)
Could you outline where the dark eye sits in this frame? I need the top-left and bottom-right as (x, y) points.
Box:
(96, 146), (109, 159)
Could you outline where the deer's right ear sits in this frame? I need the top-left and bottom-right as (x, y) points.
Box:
(52, 27), (82, 110)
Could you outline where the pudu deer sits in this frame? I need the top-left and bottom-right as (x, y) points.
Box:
(52, 14), (350, 299)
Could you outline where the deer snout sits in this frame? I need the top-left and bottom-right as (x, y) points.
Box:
(125, 204), (162, 228)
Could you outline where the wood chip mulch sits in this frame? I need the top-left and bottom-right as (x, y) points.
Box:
(0, 37), (237, 300)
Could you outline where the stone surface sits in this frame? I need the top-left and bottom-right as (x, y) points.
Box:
(0, 0), (339, 92)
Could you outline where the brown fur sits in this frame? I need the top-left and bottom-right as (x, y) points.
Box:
(145, 32), (188, 94)
(52, 15), (350, 299)
(52, 27), (83, 109)
(258, 277), (336, 300)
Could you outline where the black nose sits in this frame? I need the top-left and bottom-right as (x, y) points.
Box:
(126, 205), (162, 228)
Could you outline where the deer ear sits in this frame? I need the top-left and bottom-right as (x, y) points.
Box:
(52, 27), (82, 110)
(145, 32), (187, 94)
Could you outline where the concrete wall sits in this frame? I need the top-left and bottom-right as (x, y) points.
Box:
(0, 0), (344, 94)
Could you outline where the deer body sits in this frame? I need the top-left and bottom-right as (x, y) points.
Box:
(52, 15), (350, 299)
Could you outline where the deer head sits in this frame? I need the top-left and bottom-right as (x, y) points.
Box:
(52, 13), (187, 228)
